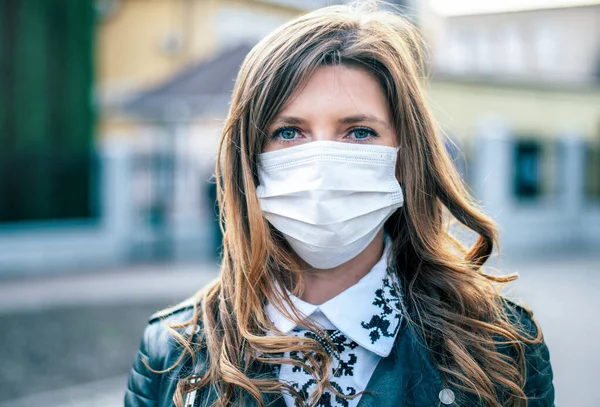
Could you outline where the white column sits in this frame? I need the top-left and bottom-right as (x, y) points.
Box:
(558, 132), (586, 247)
(100, 142), (134, 262)
(559, 132), (585, 217)
(471, 117), (513, 222)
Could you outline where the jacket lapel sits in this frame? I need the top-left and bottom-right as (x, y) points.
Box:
(356, 321), (446, 407)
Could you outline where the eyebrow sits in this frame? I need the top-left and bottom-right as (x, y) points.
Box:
(272, 114), (392, 130)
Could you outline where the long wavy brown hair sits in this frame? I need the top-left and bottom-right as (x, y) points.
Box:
(153, 2), (543, 407)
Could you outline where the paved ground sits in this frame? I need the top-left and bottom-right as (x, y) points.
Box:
(0, 376), (126, 407)
(0, 252), (597, 406)
(498, 251), (600, 407)
(0, 261), (220, 406)
(0, 261), (220, 314)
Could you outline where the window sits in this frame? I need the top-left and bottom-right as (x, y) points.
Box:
(534, 23), (559, 72)
(513, 140), (542, 199)
(503, 23), (525, 74)
(512, 138), (561, 202)
(585, 139), (600, 201)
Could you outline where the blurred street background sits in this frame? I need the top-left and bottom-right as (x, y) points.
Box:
(0, 0), (599, 406)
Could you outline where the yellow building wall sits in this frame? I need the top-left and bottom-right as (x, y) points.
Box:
(97, 0), (303, 95)
(96, 0), (304, 139)
(426, 79), (600, 141)
(97, 0), (218, 95)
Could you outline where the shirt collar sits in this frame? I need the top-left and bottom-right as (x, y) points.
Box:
(266, 234), (403, 357)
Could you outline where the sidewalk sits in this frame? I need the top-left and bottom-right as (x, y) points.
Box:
(0, 376), (127, 407)
(0, 260), (220, 406)
(0, 260), (220, 314)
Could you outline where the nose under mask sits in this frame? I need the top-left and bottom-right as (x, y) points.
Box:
(256, 140), (403, 269)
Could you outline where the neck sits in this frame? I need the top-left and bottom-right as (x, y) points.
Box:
(298, 230), (385, 305)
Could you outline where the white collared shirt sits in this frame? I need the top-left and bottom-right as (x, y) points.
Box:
(265, 235), (403, 407)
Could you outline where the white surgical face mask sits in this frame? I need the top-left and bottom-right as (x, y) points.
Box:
(256, 140), (404, 269)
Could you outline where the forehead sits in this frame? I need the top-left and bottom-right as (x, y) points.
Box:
(276, 64), (391, 120)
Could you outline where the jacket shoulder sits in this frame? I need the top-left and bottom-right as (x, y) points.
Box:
(136, 295), (204, 375)
(499, 296), (555, 406)
(499, 296), (539, 336)
(125, 296), (204, 406)
(149, 296), (201, 325)
(141, 295), (203, 369)
(142, 295), (204, 370)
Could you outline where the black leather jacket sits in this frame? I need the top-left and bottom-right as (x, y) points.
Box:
(124, 297), (554, 407)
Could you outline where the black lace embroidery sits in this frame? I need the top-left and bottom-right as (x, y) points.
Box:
(360, 274), (402, 344)
(288, 329), (359, 407)
(295, 378), (357, 407)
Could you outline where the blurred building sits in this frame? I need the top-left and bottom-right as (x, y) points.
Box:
(96, 0), (327, 131)
(425, 2), (600, 253)
(2, 0), (595, 275)
(433, 3), (599, 84)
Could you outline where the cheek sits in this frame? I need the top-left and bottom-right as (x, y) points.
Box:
(379, 131), (398, 147)
(262, 143), (277, 153)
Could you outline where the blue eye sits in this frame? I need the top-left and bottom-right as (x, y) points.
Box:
(280, 128), (297, 140)
(349, 127), (378, 141)
(271, 126), (300, 142)
(352, 129), (370, 139)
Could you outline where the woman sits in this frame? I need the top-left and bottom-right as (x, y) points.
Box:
(125, 3), (554, 407)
